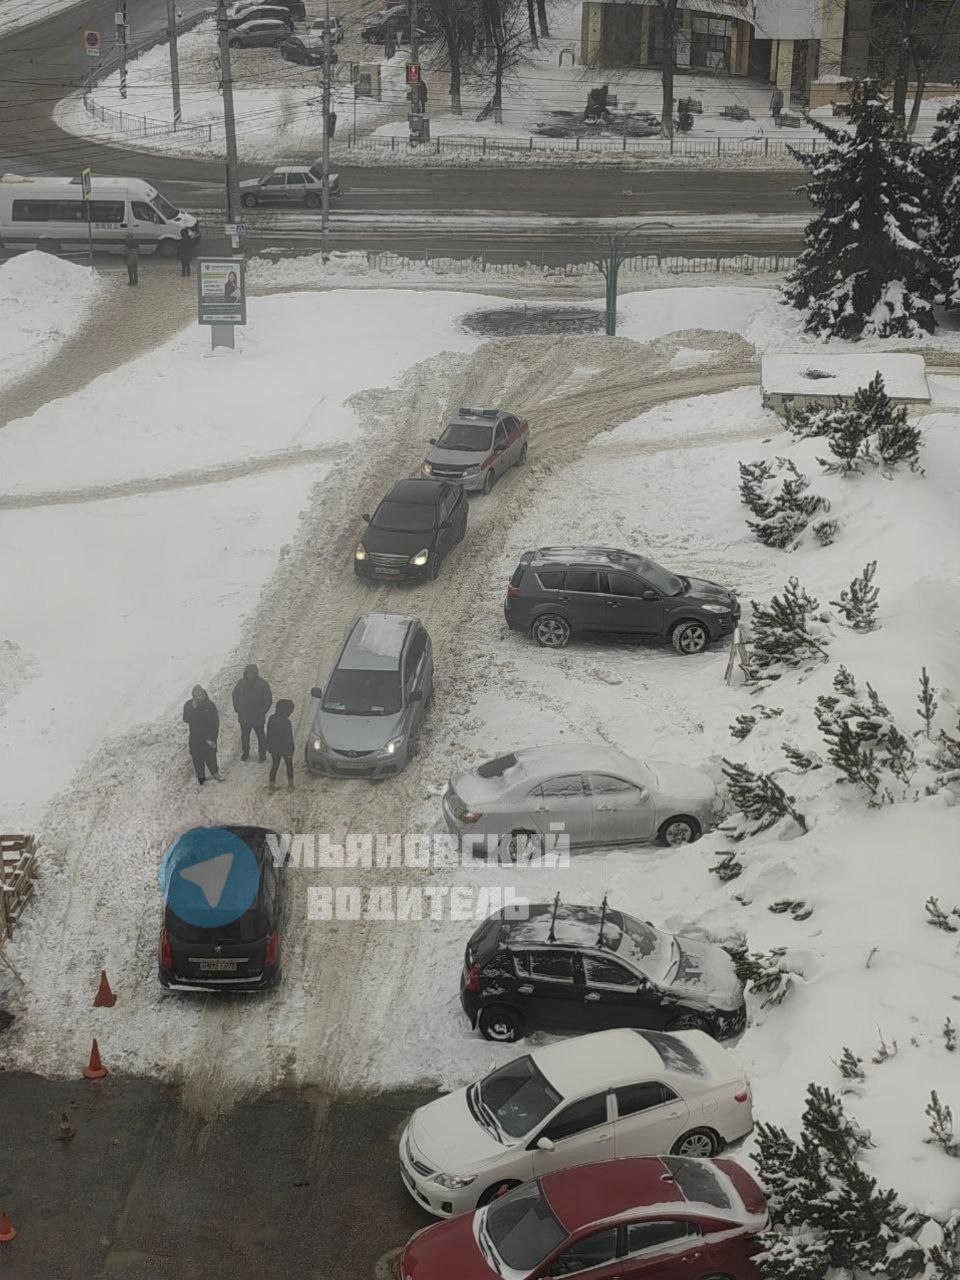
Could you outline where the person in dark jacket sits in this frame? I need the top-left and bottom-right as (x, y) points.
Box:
(124, 236), (139, 286)
(770, 87), (784, 126)
(231, 663), (272, 762)
(266, 699), (295, 791)
(177, 229), (195, 277)
(182, 685), (222, 784)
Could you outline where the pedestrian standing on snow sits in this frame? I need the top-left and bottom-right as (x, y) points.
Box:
(770, 87), (784, 127)
(231, 663), (272, 762)
(124, 236), (139, 286)
(177, 228), (195, 277)
(183, 685), (222, 784)
(266, 699), (295, 791)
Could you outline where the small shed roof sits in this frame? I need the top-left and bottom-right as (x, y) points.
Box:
(761, 353), (930, 402)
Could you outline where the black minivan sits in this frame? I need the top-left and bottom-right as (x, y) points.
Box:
(460, 900), (746, 1044)
(354, 479), (467, 581)
(158, 825), (287, 993)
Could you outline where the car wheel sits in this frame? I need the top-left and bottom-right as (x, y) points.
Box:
(477, 1179), (522, 1206)
(672, 1128), (721, 1158)
(304, 192), (320, 208)
(481, 469), (495, 496)
(657, 815), (701, 846)
(430, 551), (442, 580)
(499, 829), (537, 864)
(517, 441), (528, 465)
(155, 237), (179, 258)
(241, 193), (257, 208)
(672, 619), (710, 655)
(478, 1005), (523, 1043)
(665, 1012), (711, 1033)
(532, 614), (570, 649)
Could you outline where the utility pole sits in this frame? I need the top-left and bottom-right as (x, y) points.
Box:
(165, 0), (182, 127)
(320, 0), (332, 259)
(217, 0), (241, 224)
(117, 0), (128, 99)
(409, 0), (419, 63)
(596, 230), (638, 337)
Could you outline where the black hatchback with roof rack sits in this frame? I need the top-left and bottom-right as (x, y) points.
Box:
(504, 545), (740, 653)
(459, 894), (746, 1044)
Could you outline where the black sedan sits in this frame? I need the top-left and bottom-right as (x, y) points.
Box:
(158, 825), (287, 992)
(354, 479), (467, 581)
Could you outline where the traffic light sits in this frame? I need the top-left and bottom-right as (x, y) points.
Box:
(327, 110), (337, 139)
(405, 62), (420, 84)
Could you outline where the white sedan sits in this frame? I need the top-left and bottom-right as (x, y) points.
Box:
(398, 1027), (753, 1219)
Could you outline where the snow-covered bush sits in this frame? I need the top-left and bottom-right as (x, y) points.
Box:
(721, 759), (808, 838)
(831, 560), (880, 632)
(815, 667), (916, 803)
(739, 457), (828, 549)
(783, 80), (945, 339)
(924, 99), (960, 310)
(725, 944), (801, 1007)
(747, 577), (830, 673)
(814, 375), (923, 475)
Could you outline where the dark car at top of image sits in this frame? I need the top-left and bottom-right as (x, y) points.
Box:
(460, 899), (746, 1044)
(399, 1155), (768, 1280)
(354, 479), (467, 581)
(227, 0), (303, 20)
(240, 164), (340, 207)
(360, 3), (406, 40)
(420, 406), (529, 494)
(505, 546), (740, 653)
(279, 32), (339, 65)
(309, 14), (343, 40)
(158, 825), (287, 992)
(228, 16), (292, 46)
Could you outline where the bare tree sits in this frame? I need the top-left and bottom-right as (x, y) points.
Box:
(476, 0), (531, 124)
(867, 0), (960, 126)
(535, 0), (549, 38)
(424, 0), (470, 114)
(655, 0), (679, 139)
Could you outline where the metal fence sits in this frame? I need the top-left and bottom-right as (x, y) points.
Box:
(80, 10), (214, 143)
(343, 131), (826, 159)
(360, 250), (796, 275)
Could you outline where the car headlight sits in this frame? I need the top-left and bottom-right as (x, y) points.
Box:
(381, 736), (405, 756)
(355, 543), (367, 561)
(462, 465), (481, 476)
(433, 1171), (477, 1189)
(410, 549), (430, 566)
(422, 461), (433, 475)
(312, 736), (325, 752)
(702, 603), (730, 614)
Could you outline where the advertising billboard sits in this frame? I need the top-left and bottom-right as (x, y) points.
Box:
(197, 258), (246, 326)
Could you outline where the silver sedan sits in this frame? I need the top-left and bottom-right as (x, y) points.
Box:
(442, 744), (719, 854)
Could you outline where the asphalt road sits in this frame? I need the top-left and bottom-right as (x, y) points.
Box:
(0, 0), (809, 260)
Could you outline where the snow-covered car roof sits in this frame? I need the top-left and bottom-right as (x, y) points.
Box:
(503, 744), (649, 787)
(340, 613), (416, 670)
(529, 1028), (722, 1097)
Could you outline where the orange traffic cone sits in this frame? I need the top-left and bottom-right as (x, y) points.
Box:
(0, 1212), (16, 1242)
(83, 1038), (108, 1080)
(93, 971), (117, 1008)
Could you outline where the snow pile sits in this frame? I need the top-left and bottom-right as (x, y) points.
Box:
(0, 251), (106, 388)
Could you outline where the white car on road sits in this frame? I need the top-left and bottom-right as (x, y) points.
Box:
(398, 1027), (753, 1218)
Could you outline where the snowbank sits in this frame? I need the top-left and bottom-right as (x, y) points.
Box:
(0, 251), (106, 388)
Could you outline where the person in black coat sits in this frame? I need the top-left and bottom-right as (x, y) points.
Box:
(183, 685), (222, 784)
(231, 663), (273, 762)
(266, 699), (295, 791)
(177, 229), (195, 277)
(124, 236), (139, 286)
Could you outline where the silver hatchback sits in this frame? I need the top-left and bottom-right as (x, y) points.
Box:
(305, 614), (432, 779)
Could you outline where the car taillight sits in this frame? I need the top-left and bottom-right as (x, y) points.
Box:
(464, 964), (481, 991)
(734, 1088), (749, 1103)
(159, 926), (172, 970)
(506, 585), (520, 599)
(264, 931), (280, 967)
(461, 811), (482, 824)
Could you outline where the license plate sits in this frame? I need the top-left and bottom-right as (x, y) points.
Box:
(375, 567), (402, 577)
(338, 761), (369, 771)
(197, 959), (240, 972)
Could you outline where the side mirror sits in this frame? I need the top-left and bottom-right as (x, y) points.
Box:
(642, 589), (658, 600)
(361, 513), (371, 524)
(536, 1136), (555, 1152)
(311, 686), (323, 699)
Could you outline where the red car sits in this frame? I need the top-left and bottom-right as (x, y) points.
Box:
(399, 1155), (767, 1280)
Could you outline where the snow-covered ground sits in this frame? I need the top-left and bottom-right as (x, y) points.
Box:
(1, 271), (958, 1233)
(0, 252), (107, 389)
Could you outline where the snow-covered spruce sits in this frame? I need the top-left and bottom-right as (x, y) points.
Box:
(752, 1082), (959, 1280)
(783, 80), (945, 340)
(916, 667), (938, 738)
(721, 758), (808, 838)
(924, 100), (960, 310)
(739, 456), (828, 549)
(781, 741), (823, 773)
(747, 576), (830, 673)
(725, 944), (802, 1009)
(729, 705), (783, 740)
(925, 1091), (960, 1158)
(834, 1046), (866, 1083)
(815, 667), (916, 803)
(831, 560), (880, 632)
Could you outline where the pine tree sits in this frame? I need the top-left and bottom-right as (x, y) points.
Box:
(749, 577), (829, 671)
(925, 100), (960, 310)
(738, 459), (775, 516)
(818, 406), (872, 473)
(925, 1090), (960, 1156)
(917, 667), (938, 738)
(730, 713), (756, 740)
(740, 458), (826, 549)
(831, 560), (880, 631)
(783, 80), (944, 339)
(782, 741), (822, 772)
(722, 760), (808, 835)
(834, 1046), (865, 1082)
(875, 412), (923, 471)
(816, 674), (915, 800)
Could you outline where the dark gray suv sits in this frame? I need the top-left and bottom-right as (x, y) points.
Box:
(504, 546), (740, 653)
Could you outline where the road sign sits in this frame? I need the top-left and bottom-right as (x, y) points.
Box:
(350, 60), (360, 83)
(83, 29), (101, 56)
(80, 167), (92, 199)
(405, 62), (420, 84)
(223, 223), (245, 236)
